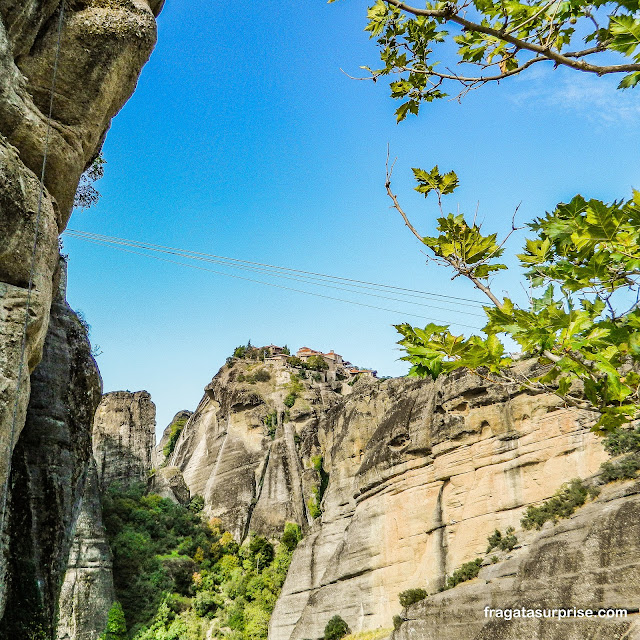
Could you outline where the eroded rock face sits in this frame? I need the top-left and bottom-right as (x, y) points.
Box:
(56, 459), (115, 640)
(0, 0), (162, 612)
(0, 262), (103, 636)
(169, 360), (342, 541)
(93, 390), (156, 490)
(393, 479), (640, 640)
(148, 465), (191, 506)
(265, 370), (607, 640)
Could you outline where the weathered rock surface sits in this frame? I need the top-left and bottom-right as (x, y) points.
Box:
(169, 360), (342, 541)
(93, 390), (156, 490)
(155, 409), (193, 467)
(0, 0), (162, 615)
(269, 372), (609, 639)
(170, 361), (613, 640)
(148, 465), (191, 505)
(56, 459), (115, 640)
(393, 478), (640, 640)
(0, 262), (103, 636)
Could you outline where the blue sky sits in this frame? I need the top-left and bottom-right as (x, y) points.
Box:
(64, 1), (640, 435)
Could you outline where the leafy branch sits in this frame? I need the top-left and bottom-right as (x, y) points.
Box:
(388, 163), (640, 433)
(334, 0), (640, 118)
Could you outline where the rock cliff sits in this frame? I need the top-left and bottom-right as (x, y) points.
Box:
(93, 390), (156, 490)
(56, 460), (115, 640)
(167, 359), (343, 541)
(393, 478), (640, 640)
(0, 261), (103, 637)
(167, 357), (621, 640)
(0, 0), (162, 620)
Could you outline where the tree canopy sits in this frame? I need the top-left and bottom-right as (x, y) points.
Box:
(335, 0), (640, 119)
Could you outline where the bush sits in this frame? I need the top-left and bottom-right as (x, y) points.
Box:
(284, 393), (297, 408)
(486, 526), (517, 553)
(600, 455), (640, 482)
(398, 588), (428, 608)
(252, 368), (271, 383)
(163, 417), (189, 458)
(324, 615), (350, 640)
(193, 590), (219, 618)
(444, 558), (482, 590)
(393, 615), (404, 631)
(603, 425), (640, 456)
(281, 522), (303, 552)
(521, 479), (597, 530)
(264, 411), (278, 438)
(189, 495), (205, 513)
(287, 356), (304, 367)
(306, 355), (329, 371)
(312, 372), (323, 382)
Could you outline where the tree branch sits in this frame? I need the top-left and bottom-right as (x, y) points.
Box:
(384, 0), (640, 75)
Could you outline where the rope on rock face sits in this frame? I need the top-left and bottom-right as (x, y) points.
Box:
(0, 2), (67, 535)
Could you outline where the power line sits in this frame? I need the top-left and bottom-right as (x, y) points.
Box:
(70, 236), (485, 331)
(64, 230), (487, 318)
(65, 229), (487, 307)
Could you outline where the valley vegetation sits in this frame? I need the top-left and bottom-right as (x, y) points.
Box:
(100, 482), (302, 640)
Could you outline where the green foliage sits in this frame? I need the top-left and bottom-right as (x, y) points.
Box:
(398, 588), (427, 608)
(307, 457), (329, 519)
(163, 417), (188, 459)
(283, 394), (297, 408)
(521, 479), (599, 530)
(264, 411), (278, 438)
(74, 153), (105, 209)
(395, 177), (640, 434)
(104, 483), (299, 639)
(244, 368), (271, 384)
(286, 356), (304, 367)
(486, 527), (517, 553)
(188, 495), (205, 513)
(603, 425), (640, 456)
(101, 602), (128, 640)
(305, 355), (330, 371)
(340, 0), (640, 119)
(444, 558), (483, 590)
(280, 523), (303, 552)
(599, 455), (640, 482)
(393, 615), (404, 631)
(324, 615), (351, 640)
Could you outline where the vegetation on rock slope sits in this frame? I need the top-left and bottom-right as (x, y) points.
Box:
(102, 483), (301, 639)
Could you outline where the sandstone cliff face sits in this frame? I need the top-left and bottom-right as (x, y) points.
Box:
(393, 478), (640, 640)
(93, 390), (156, 490)
(0, 0), (162, 615)
(268, 372), (609, 640)
(0, 262), (103, 637)
(169, 360), (343, 541)
(167, 359), (612, 640)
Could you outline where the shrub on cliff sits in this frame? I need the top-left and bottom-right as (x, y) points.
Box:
(486, 527), (517, 553)
(604, 426), (640, 456)
(444, 558), (482, 590)
(324, 615), (350, 640)
(600, 456), (640, 482)
(398, 588), (427, 608)
(521, 479), (599, 530)
(163, 417), (188, 458)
